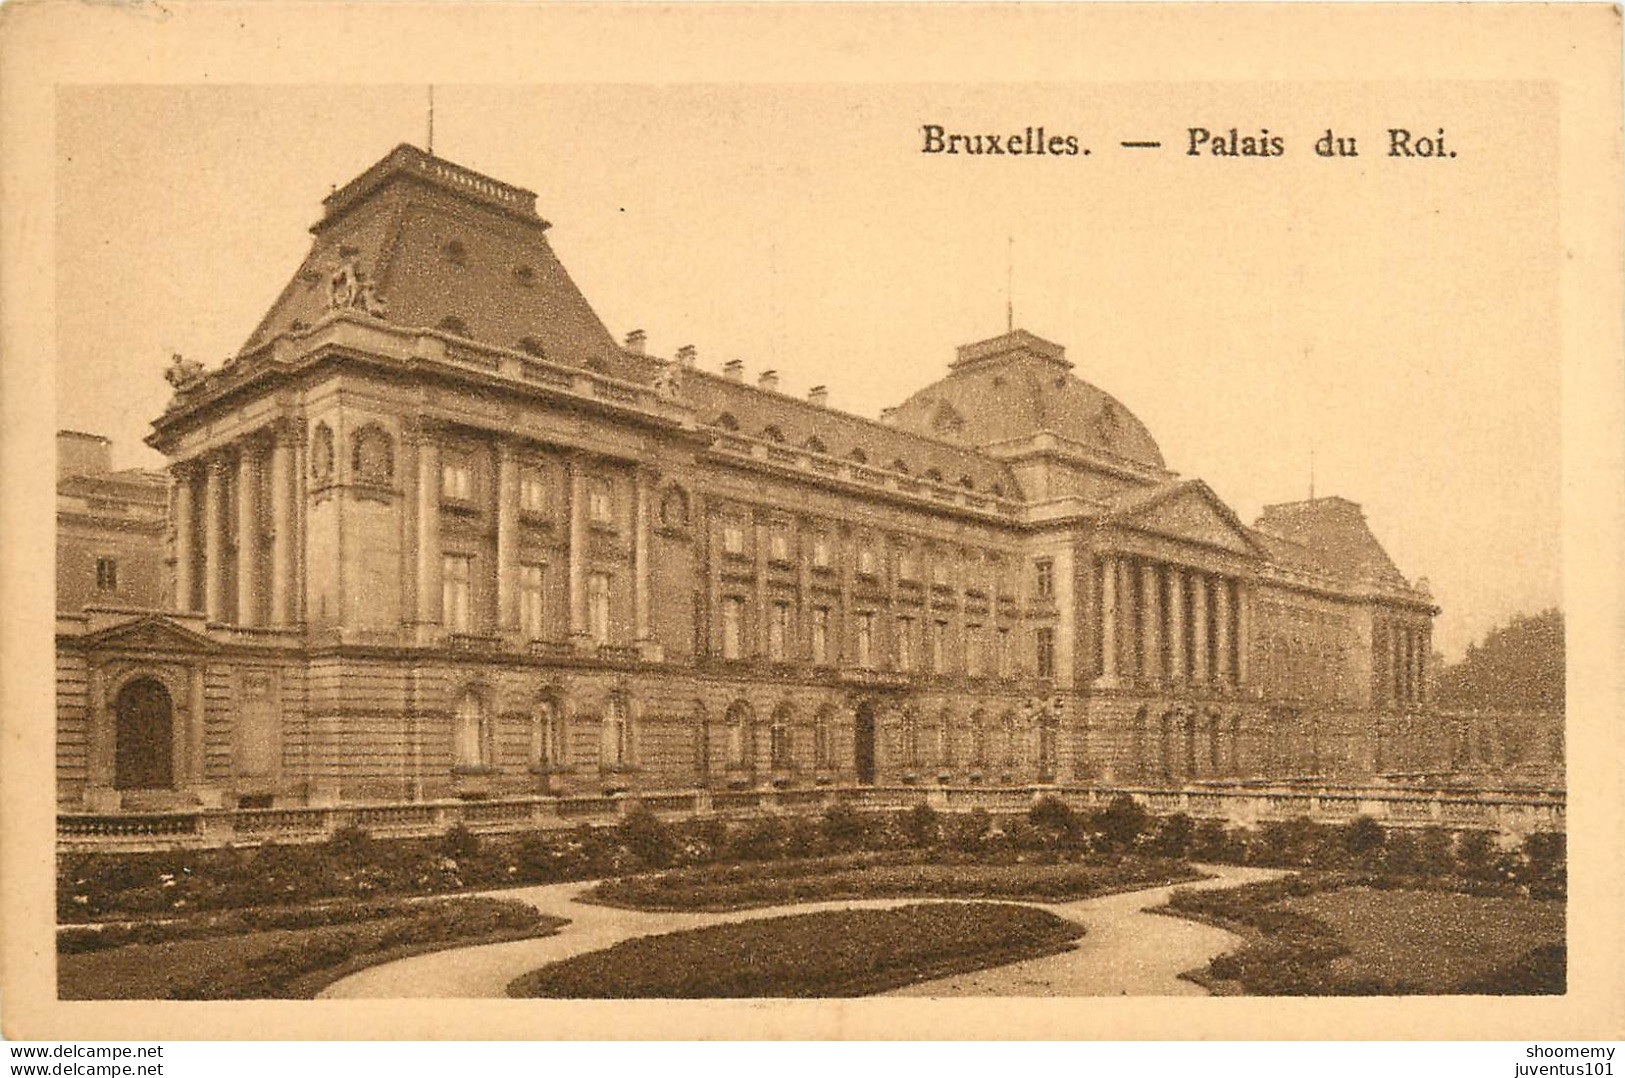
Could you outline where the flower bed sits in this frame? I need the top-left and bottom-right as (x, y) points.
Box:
(59, 897), (566, 1000)
(507, 902), (1085, 998)
(589, 851), (1204, 911)
(1158, 873), (1564, 995)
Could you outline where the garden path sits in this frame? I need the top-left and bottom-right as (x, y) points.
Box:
(318, 863), (1284, 1000)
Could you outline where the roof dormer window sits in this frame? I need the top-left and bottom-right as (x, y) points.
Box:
(518, 337), (546, 358)
(438, 315), (470, 337)
(442, 239), (468, 266)
(513, 264), (536, 286)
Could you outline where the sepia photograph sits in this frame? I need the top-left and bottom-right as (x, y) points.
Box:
(2, 0), (1621, 1047)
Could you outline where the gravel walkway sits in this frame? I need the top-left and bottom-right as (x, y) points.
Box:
(318, 863), (1283, 999)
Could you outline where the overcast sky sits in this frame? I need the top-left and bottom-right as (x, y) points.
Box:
(56, 83), (1561, 660)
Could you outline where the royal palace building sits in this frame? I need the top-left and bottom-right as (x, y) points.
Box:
(56, 144), (1443, 813)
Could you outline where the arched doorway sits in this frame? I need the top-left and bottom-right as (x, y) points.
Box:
(854, 700), (877, 785)
(114, 678), (174, 790)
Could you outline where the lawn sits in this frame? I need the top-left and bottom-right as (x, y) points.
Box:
(1162, 876), (1565, 995)
(1280, 887), (1565, 993)
(589, 852), (1204, 911)
(508, 902), (1085, 998)
(59, 896), (566, 1000)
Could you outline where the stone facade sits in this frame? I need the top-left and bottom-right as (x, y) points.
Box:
(58, 144), (1446, 812)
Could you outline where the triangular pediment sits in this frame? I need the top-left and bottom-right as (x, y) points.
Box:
(1108, 481), (1263, 557)
(81, 614), (218, 654)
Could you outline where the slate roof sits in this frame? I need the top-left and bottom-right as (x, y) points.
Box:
(888, 330), (1166, 470)
(1251, 496), (1411, 588)
(240, 144), (621, 366)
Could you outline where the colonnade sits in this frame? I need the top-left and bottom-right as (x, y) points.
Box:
(1097, 554), (1249, 691)
(172, 423), (299, 626)
(1382, 620), (1430, 706)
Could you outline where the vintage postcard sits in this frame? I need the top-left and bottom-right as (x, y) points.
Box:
(1, 1), (1620, 1043)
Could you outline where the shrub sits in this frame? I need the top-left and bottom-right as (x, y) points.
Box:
(1341, 816), (1386, 863)
(1379, 830), (1422, 875)
(1455, 830), (1497, 880)
(731, 816), (788, 861)
(437, 823), (481, 863)
(1091, 794), (1150, 852)
(1415, 827), (1456, 876)
(1148, 813), (1195, 859)
(902, 804), (941, 848)
(1028, 796), (1076, 841)
(943, 809), (991, 853)
(616, 807), (675, 869)
(325, 824), (376, 865)
(821, 803), (868, 850)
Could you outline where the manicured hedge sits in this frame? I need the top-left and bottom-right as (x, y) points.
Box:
(508, 902), (1084, 998)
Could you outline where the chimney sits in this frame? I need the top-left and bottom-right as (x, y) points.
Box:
(808, 385), (829, 408)
(758, 369), (780, 393)
(676, 344), (697, 367)
(723, 358), (744, 382)
(625, 329), (647, 355)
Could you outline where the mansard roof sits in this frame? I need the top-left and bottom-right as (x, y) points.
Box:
(239, 144), (620, 366)
(1251, 496), (1413, 590)
(674, 364), (1022, 496)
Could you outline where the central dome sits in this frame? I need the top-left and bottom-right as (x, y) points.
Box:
(888, 329), (1166, 471)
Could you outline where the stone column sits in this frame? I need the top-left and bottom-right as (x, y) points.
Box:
(1418, 627), (1431, 704)
(173, 466), (196, 612)
(1117, 558), (1137, 682)
(1214, 576), (1233, 688)
(415, 436), (442, 628)
(203, 456), (227, 622)
(1140, 560), (1161, 684)
(235, 442), (260, 626)
(495, 440), (518, 632)
(188, 664), (207, 791)
(1191, 573), (1210, 685)
(1235, 582), (1251, 688)
(1389, 624), (1403, 705)
(1167, 566), (1187, 685)
(1097, 555), (1118, 686)
(754, 515), (769, 657)
(634, 468), (654, 647)
(568, 457), (589, 643)
(269, 427), (295, 626)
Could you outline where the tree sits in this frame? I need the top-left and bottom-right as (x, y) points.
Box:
(1091, 794), (1150, 852)
(1434, 608), (1564, 710)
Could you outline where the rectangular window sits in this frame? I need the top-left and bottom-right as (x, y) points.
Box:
(1035, 557), (1055, 599)
(811, 607), (830, 665)
(812, 533), (831, 569)
(442, 554), (473, 632)
(588, 572), (611, 645)
(441, 456), (473, 502)
(1036, 626), (1056, 680)
(932, 559), (950, 587)
(95, 556), (119, 592)
(997, 627), (1012, 678)
(588, 480), (613, 526)
(931, 620), (947, 674)
(721, 597), (744, 660)
(898, 550), (917, 581)
(519, 563), (546, 640)
(856, 612), (875, 669)
(722, 521), (746, 556)
(768, 601), (790, 661)
(769, 527), (790, 563)
(519, 469), (547, 514)
(966, 625), (985, 678)
(858, 544), (877, 576)
(896, 616), (914, 671)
